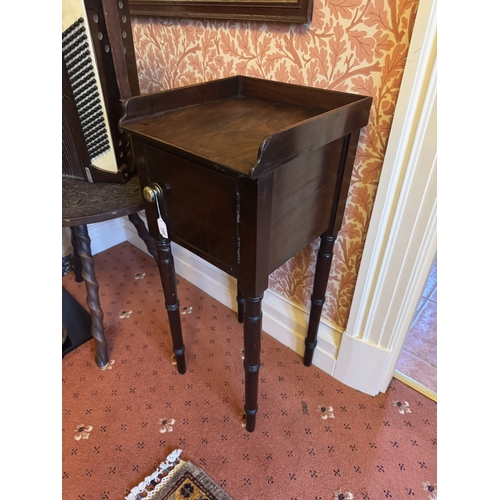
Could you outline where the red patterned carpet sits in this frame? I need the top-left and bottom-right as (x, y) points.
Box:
(62, 241), (437, 500)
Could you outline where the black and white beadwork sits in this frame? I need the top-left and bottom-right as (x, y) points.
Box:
(62, 17), (110, 162)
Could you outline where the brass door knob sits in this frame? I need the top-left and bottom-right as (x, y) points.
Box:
(143, 183), (163, 203)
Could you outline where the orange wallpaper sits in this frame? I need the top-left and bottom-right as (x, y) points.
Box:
(131, 0), (418, 330)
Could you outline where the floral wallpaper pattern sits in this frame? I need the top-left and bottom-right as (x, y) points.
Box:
(131, 0), (419, 330)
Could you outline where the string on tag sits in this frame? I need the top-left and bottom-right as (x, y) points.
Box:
(155, 195), (169, 239)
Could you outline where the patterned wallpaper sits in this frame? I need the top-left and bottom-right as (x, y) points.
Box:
(131, 0), (419, 330)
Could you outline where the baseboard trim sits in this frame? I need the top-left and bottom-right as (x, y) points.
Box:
(333, 333), (392, 396)
(87, 219), (128, 256)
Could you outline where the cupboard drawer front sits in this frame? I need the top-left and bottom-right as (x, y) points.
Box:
(145, 145), (239, 272)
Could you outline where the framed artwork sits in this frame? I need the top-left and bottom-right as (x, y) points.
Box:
(128, 0), (313, 23)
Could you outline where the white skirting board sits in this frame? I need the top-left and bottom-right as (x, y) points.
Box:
(86, 218), (130, 256)
(87, 214), (342, 376)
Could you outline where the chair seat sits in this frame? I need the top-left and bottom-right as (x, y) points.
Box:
(62, 175), (143, 227)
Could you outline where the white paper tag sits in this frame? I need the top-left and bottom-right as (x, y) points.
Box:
(157, 217), (169, 239)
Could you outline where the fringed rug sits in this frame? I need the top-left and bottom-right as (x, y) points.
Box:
(126, 449), (233, 500)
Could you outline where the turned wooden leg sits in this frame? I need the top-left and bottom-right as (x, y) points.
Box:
(70, 227), (83, 282)
(304, 232), (337, 367)
(243, 293), (263, 432)
(236, 282), (245, 324)
(73, 224), (109, 368)
(156, 236), (186, 374)
(128, 212), (158, 262)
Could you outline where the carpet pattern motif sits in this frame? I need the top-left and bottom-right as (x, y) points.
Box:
(62, 242), (437, 500)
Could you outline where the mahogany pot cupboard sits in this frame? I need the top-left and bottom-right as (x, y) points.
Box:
(119, 76), (372, 431)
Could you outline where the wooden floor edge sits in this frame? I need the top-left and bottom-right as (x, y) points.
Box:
(393, 370), (437, 402)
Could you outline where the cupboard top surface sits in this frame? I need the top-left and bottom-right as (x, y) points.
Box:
(122, 97), (319, 176)
(120, 76), (372, 179)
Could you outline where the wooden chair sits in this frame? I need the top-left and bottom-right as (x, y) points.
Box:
(62, 175), (157, 368)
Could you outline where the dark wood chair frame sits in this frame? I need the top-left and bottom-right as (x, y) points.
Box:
(62, 176), (158, 367)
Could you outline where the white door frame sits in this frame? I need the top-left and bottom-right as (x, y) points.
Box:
(332, 0), (437, 396)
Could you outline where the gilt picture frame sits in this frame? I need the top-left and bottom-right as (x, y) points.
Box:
(129, 0), (313, 24)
